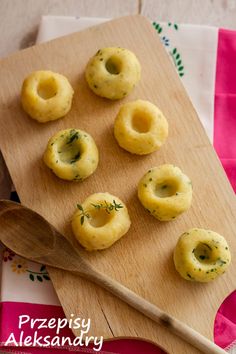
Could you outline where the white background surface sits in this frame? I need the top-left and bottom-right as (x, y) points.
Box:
(1, 0), (236, 58)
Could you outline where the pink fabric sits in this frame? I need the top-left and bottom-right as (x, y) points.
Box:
(213, 28), (236, 350)
(214, 28), (236, 192)
(0, 302), (166, 354)
(214, 291), (236, 349)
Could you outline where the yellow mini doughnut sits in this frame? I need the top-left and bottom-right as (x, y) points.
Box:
(138, 164), (192, 221)
(174, 228), (231, 282)
(114, 100), (168, 155)
(72, 192), (131, 251)
(85, 47), (141, 100)
(43, 128), (98, 181)
(21, 70), (74, 122)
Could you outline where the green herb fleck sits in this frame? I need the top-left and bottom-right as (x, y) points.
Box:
(218, 259), (227, 266)
(67, 130), (80, 144)
(202, 243), (212, 250)
(74, 174), (82, 181)
(70, 152), (81, 164)
(187, 273), (193, 279)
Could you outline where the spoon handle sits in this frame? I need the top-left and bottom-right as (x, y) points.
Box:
(79, 267), (225, 354)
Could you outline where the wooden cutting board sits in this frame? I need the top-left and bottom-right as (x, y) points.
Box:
(0, 15), (236, 354)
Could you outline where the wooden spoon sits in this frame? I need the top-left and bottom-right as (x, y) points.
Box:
(0, 199), (226, 354)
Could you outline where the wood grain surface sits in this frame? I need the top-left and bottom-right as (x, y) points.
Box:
(0, 15), (235, 354)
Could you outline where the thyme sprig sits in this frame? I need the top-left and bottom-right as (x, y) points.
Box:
(76, 200), (123, 225)
(91, 200), (123, 214)
(76, 204), (90, 225)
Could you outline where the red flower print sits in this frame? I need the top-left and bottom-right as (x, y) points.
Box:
(3, 248), (15, 262)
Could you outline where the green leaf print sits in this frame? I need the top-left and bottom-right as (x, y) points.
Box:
(153, 20), (185, 78)
(152, 22), (163, 34)
(171, 48), (185, 77)
(27, 265), (50, 283)
(167, 22), (179, 30)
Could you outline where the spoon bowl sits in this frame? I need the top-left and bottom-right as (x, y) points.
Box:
(0, 199), (89, 273)
(0, 201), (55, 258)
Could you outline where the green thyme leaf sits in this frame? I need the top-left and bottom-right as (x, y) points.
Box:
(67, 130), (80, 144)
(77, 204), (83, 211)
(81, 215), (85, 225)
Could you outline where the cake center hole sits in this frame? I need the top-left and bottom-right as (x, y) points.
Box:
(37, 79), (57, 99)
(132, 112), (151, 133)
(59, 131), (81, 164)
(194, 243), (214, 263)
(155, 180), (178, 198)
(89, 208), (111, 228)
(105, 56), (122, 75)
